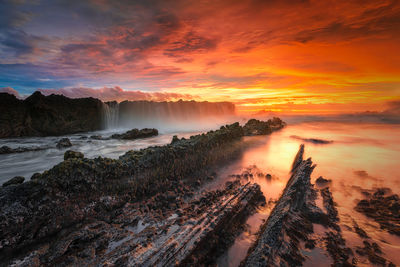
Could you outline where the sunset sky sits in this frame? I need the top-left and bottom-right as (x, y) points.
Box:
(1, 0), (399, 114)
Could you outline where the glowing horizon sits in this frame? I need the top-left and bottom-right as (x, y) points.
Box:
(1, 0), (400, 115)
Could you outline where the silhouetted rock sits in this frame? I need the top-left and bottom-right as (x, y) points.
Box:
(243, 118), (285, 136)
(242, 145), (355, 266)
(111, 128), (158, 140)
(64, 150), (84, 160)
(0, 145), (47, 154)
(56, 137), (72, 148)
(2, 176), (24, 187)
(171, 135), (179, 144)
(316, 176), (332, 185)
(355, 188), (400, 236)
(291, 135), (333, 144)
(0, 146), (12, 154)
(0, 91), (104, 138)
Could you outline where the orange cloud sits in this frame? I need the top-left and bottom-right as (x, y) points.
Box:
(2, 0), (400, 114)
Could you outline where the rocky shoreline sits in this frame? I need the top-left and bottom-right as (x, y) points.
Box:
(0, 118), (285, 266)
(241, 145), (397, 267)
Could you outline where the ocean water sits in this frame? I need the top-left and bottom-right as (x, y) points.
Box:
(1, 121), (399, 265)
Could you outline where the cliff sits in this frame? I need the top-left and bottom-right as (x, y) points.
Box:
(0, 92), (237, 137)
(0, 92), (104, 138)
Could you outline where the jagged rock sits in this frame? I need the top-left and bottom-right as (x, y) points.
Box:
(3, 178), (264, 266)
(316, 176), (332, 185)
(0, 146), (12, 154)
(2, 176), (24, 187)
(31, 173), (41, 180)
(241, 145), (354, 267)
(64, 150), (84, 160)
(355, 188), (400, 236)
(0, 119), (285, 265)
(171, 135), (179, 144)
(111, 128), (158, 140)
(243, 117), (285, 136)
(56, 138), (72, 148)
(0, 145), (47, 154)
(0, 121), (247, 263)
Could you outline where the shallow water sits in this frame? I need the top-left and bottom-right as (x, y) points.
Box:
(213, 121), (400, 266)
(0, 128), (201, 182)
(1, 121), (399, 265)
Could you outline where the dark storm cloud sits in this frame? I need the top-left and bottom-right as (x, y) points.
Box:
(0, 0), (32, 30)
(0, 30), (49, 57)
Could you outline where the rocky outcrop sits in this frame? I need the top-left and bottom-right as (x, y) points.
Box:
(56, 137), (72, 148)
(355, 188), (400, 236)
(316, 176), (332, 186)
(241, 145), (355, 267)
(1, 166), (264, 266)
(0, 92), (104, 138)
(0, 119), (283, 265)
(0, 145), (47, 154)
(243, 117), (285, 136)
(2, 176), (24, 187)
(111, 128), (158, 140)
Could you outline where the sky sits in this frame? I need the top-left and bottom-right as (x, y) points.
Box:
(0, 0), (399, 114)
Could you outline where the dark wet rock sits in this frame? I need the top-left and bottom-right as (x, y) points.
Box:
(171, 135), (179, 144)
(355, 188), (400, 236)
(90, 135), (109, 140)
(2, 178), (264, 266)
(56, 137), (72, 148)
(2, 176), (25, 187)
(355, 241), (392, 266)
(0, 146), (12, 154)
(0, 145), (47, 154)
(290, 135), (333, 144)
(316, 176), (332, 186)
(243, 117), (285, 136)
(242, 145), (355, 267)
(0, 118), (286, 265)
(111, 128), (158, 140)
(0, 120), (278, 265)
(64, 150), (84, 160)
(353, 221), (370, 239)
(0, 91), (104, 138)
(30, 173), (41, 180)
(242, 145), (320, 267)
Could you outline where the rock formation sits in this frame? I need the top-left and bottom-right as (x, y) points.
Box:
(243, 118), (285, 136)
(241, 145), (355, 266)
(0, 92), (103, 138)
(0, 119), (285, 265)
(111, 128), (158, 140)
(355, 188), (400, 236)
